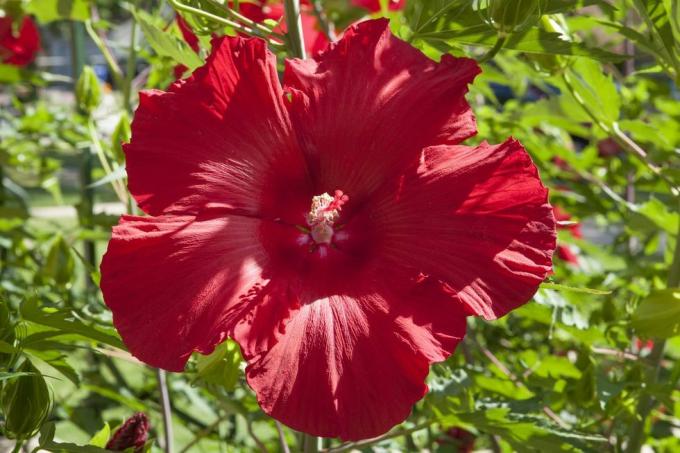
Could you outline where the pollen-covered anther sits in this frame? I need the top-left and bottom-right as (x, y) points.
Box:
(305, 190), (348, 245)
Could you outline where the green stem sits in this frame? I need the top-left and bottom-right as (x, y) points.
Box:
(71, 21), (96, 288)
(626, 203), (680, 452)
(179, 414), (227, 453)
(86, 118), (128, 203)
(0, 163), (6, 273)
(11, 439), (23, 453)
(328, 423), (432, 453)
(157, 369), (174, 453)
(85, 20), (124, 88)
(204, 0), (286, 40)
(477, 34), (506, 63)
(168, 0), (285, 47)
(284, 0), (306, 59)
(310, 0), (335, 42)
(302, 434), (319, 453)
(123, 17), (137, 113)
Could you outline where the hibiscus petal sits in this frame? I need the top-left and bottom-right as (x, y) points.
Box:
(240, 281), (467, 440)
(125, 36), (309, 219)
(100, 214), (271, 371)
(373, 138), (556, 320)
(283, 18), (480, 200)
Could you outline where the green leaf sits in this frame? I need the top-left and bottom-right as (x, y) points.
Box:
(421, 26), (625, 61)
(565, 59), (621, 124)
(26, 350), (80, 385)
(635, 198), (678, 235)
(543, 0), (616, 14)
(133, 9), (203, 71)
(541, 282), (611, 295)
(81, 385), (147, 412)
(42, 235), (75, 285)
(26, 0), (91, 23)
(0, 339), (18, 353)
(663, 0), (680, 44)
(20, 299), (124, 349)
(533, 356), (582, 379)
(474, 375), (535, 400)
(439, 407), (606, 452)
(37, 423), (111, 453)
(632, 288), (680, 338)
(88, 423), (110, 448)
(0, 371), (38, 381)
(195, 340), (242, 391)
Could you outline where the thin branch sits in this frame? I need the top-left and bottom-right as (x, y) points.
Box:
(561, 71), (678, 195)
(204, 0), (286, 40)
(310, 0), (336, 42)
(326, 423), (432, 453)
(284, 0), (307, 59)
(179, 415), (227, 453)
(84, 19), (124, 87)
(157, 369), (174, 453)
(246, 416), (269, 453)
(275, 421), (291, 453)
(167, 0), (285, 48)
(86, 118), (128, 204)
(626, 200), (680, 452)
(478, 33), (507, 63)
(473, 339), (570, 430)
(592, 347), (640, 361)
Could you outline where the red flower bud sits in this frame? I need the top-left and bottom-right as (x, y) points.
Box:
(106, 413), (150, 452)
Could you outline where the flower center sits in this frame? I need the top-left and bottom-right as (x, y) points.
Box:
(305, 190), (348, 245)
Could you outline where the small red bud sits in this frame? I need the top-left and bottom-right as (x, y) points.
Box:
(106, 413), (150, 452)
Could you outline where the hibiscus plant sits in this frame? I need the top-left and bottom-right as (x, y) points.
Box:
(1, 0), (679, 452)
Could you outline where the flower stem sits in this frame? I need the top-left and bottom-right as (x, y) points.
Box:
(123, 16), (137, 114)
(204, 0), (286, 41)
(302, 434), (319, 452)
(157, 369), (174, 453)
(71, 21), (96, 291)
(274, 422), (290, 453)
(168, 0), (285, 47)
(284, 0), (306, 59)
(310, 0), (336, 42)
(626, 200), (680, 452)
(477, 33), (506, 63)
(85, 18), (124, 88)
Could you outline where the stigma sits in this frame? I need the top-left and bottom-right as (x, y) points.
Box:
(305, 190), (348, 245)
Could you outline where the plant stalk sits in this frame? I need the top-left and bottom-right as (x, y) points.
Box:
(478, 34), (506, 63)
(71, 21), (96, 290)
(626, 200), (680, 452)
(284, 0), (306, 59)
(157, 369), (174, 453)
(123, 17), (137, 113)
(302, 434), (319, 453)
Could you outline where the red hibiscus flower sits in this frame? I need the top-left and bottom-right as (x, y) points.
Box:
(0, 15), (40, 67)
(554, 206), (581, 265)
(106, 413), (150, 452)
(101, 19), (555, 440)
(352, 0), (405, 12)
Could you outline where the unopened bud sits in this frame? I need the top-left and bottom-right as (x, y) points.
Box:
(111, 113), (131, 163)
(106, 413), (150, 452)
(1, 359), (51, 439)
(75, 66), (101, 115)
